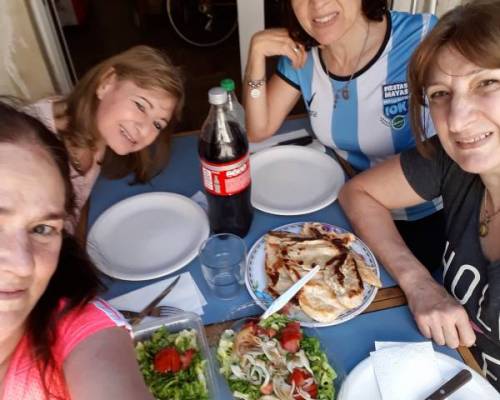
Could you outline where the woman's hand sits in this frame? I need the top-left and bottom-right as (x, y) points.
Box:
(405, 277), (476, 349)
(248, 28), (307, 70)
(244, 29), (303, 143)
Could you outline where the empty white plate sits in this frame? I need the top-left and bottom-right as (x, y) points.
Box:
(250, 145), (344, 215)
(338, 352), (498, 400)
(87, 192), (209, 281)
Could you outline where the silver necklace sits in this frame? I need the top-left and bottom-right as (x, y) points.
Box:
(334, 23), (371, 108)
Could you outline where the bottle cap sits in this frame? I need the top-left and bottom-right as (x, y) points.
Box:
(208, 87), (228, 105)
(220, 78), (235, 92)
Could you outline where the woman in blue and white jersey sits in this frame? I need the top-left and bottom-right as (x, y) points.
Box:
(244, 0), (443, 271)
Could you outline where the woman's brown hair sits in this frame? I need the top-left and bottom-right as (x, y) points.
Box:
(284, 0), (388, 49)
(61, 45), (185, 183)
(408, 0), (500, 156)
(0, 98), (103, 398)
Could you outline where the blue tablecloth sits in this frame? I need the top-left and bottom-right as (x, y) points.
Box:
(88, 120), (461, 397)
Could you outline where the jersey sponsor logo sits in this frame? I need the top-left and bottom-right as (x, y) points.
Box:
(381, 82), (409, 130)
(306, 92), (318, 118)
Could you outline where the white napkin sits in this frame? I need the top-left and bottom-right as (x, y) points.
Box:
(108, 272), (207, 319)
(191, 191), (208, 213)
(370, 341), (442, 400)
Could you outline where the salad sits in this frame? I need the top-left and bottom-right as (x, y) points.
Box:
(217, 314), (337, 400)
(135, 327), (209, 400)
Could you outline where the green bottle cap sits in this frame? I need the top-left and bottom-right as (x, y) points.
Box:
(220, 78), (235, 92)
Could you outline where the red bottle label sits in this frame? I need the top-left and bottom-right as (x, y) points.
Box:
(200, 154), (251, 196)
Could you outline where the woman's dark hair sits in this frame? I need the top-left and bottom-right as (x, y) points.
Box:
(0, 98), (103, 397)
(284, 0), (388, 49)
(408, 0), (500, 156)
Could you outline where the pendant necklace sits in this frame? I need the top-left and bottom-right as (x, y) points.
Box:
(334, 22), (371, 108)
(479, 188), (500, 237)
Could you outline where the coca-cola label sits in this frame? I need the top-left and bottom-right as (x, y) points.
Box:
(200, 154), (251, 196)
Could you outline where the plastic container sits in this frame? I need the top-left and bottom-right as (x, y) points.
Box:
(217, 311), (346, 399)
(133, 312), (220, 399)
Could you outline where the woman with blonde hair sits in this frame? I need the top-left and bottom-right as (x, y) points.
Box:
(30, 45), (184, 228)
(339, 0), (500, 390)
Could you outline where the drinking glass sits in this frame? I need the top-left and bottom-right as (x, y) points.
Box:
(198, 233), (246, 299)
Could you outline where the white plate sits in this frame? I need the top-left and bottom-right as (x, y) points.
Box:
(250, 145), (344, 215)
(338, 352), (499, 400)
(87, 192), (209, 281)
(245, 222), (379, 327)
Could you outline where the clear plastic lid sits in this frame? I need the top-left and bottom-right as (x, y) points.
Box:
(133, 311), (220, 399)
(208, 87), (227, 105)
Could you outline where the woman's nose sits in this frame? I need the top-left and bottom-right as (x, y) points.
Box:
(0, 233), (35, 277)
(311, 0), (330, 8)
(447, 94), (476, 134)
(136, 119), (156, 140)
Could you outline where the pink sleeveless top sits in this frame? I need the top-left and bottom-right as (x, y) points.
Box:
(1, 299), (129, 400)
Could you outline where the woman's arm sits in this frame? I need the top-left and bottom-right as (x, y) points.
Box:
(244, 29), (304, 142)
(64, 327), (153, 400)
(339, 156), (476, 348)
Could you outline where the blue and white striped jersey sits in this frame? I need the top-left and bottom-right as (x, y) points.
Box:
(277, 11), (441, 220)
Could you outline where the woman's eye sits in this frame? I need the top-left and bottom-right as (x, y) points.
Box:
(478, 79), (499, 89)
(32, 224), (57, 236)
(153, 121), (164, 131)
(134, 101), (146, 112)
(428, 90), (449, 101)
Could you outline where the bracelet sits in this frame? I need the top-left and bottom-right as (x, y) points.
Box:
(247, 78), (265, 88)
(246, 78), (265, 98)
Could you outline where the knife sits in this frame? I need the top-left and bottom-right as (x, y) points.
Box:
(250, 135), (313, 155)
(128, 275), (181, 326)
(423, 369), (472, 400)
(260, 264), (321, 320)
(275, 135), (313, 147)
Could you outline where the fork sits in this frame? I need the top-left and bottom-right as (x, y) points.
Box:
(118, 306), (183, 319)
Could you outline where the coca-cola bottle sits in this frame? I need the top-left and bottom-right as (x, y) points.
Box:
(198, 87), (253, 237)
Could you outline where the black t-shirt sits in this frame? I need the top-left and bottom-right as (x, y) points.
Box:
(401, 136), (500, 390)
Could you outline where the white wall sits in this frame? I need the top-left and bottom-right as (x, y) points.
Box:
(236, 0), (265, 81)
(0, 0), (55, 100)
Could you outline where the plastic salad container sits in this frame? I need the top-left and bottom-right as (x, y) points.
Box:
(133, 311), (220, 399)
(217, 311), (345, 400)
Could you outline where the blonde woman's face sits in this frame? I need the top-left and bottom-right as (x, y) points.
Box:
(0, 143), (65, 338)
(96, 75), (176, 155)
(426, 46), (500, 175)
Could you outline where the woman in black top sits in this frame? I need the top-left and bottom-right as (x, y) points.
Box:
(339, 0), (500, 390)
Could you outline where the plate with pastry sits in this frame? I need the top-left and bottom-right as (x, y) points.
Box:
(245, 222), (381, 327)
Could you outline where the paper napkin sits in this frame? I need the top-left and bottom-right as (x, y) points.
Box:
(370, 341), (442, 400)
(191, 191), (208, 213)
(108, 272), (207, 318)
